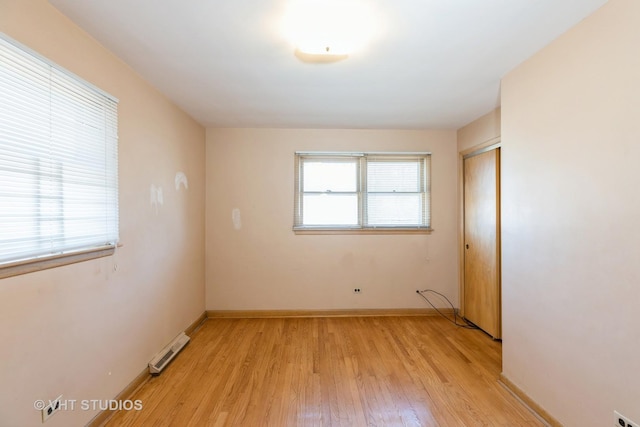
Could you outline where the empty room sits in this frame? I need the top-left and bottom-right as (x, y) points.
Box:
(0, 0), (638, 426)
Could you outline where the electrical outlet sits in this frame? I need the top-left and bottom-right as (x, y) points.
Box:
(353, 288), (362, 294)
(42, 395), (63, 423)
(615, 410), (638, 427)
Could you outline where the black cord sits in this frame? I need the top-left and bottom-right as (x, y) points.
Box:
(416, 289), (479, 329)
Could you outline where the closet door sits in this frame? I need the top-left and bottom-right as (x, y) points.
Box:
(463, 148), (501, 338)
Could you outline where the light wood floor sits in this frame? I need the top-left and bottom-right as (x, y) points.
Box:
(106, 316), (544, 426)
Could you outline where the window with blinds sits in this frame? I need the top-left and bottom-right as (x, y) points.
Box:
(0, 34), (119, 270)
(294, 152), (431, 231)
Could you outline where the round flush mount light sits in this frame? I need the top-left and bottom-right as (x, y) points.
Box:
(281, 0), (379, 63)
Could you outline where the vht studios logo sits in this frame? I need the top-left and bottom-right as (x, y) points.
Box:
(34, 399), (143, 411)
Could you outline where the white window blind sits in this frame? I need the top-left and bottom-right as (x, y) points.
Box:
(294, 152), (430, 230)
(0, 35), (119, 266)
(365, 155), (429, 227)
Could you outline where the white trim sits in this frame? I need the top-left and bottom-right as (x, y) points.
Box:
(0, 246), (115, 279)
(295, 151), (431, 156)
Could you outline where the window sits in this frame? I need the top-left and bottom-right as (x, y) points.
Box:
(294, 152), (431, 232)
(0, 35), (118, 275)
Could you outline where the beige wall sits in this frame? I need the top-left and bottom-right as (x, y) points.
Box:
(206, 128), (458, 310)
(501, 0), (639, 425)
(0, 1), (206, 426)
(457, 108), (501, 152)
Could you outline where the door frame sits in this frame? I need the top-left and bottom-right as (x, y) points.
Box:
(458, 137), (501, 320)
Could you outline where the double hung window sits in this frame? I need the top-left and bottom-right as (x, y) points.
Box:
(294, 152), (431, 232)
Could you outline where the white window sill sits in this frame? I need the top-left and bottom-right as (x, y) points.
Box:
(0, 245), (116, 280)
(293, 228), (433, 235)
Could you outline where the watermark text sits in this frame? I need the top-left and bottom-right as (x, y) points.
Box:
(34, 399), (143, 411)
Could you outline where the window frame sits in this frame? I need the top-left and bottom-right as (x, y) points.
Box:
(293, 151), (432, 234)
(0, 33), (119, 279)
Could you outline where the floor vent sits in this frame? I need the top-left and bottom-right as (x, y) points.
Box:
(149, 332), (190, 375)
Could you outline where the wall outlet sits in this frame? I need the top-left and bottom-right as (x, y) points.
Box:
(615, 410), (638, 427)
(353, 288), (362, 294)
(42, 395), (63, 423)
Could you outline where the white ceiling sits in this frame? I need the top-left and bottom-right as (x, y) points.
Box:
(50, 0), (608, 130)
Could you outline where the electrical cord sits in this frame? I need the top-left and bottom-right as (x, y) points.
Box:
(416, 289), (479, 329)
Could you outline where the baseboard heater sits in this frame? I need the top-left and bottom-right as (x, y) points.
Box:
(149, 332), (190, 375)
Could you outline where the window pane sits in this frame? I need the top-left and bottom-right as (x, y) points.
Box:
(303, 194), (358, 225)
(303, 160), (357, 192)
(367, 160), (422, 192)
(367, 193), (424, 226)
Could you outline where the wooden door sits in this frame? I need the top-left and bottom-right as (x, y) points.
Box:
(463, 148), (501, 338)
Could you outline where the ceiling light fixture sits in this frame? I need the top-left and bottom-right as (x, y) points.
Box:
(281, 0), (378, 63)
(294, 46), (348, 63)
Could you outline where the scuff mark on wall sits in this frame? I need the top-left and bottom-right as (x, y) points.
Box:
(232, 208), (242, 230)
(150, 184), (163, 214)
(175, 172), (189, 191)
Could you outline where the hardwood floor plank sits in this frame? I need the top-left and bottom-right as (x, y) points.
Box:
(105, 317), (545, 427)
